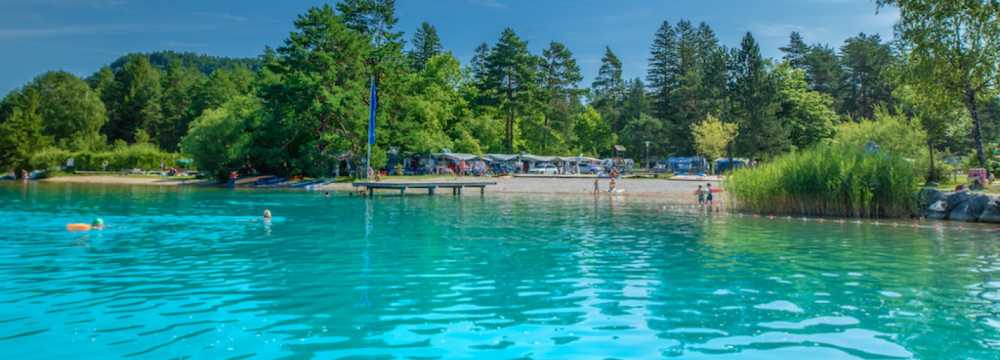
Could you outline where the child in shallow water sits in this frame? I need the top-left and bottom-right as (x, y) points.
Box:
(696, 185), (705, 205)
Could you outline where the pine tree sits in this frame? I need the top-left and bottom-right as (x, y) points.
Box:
(802, 44), (843, 99)
(409, 22), (443, 71)
(539, 41), (583, 152)
(839, 33), (896, 120)
(159, 61), (204, 151)
(0, 89), (50, 172)
(646, 21), (678, 124)
(105, 56), (163, 143)
(729, 32), (787, 158)
(257, 4), (371, 176)
(592, 46), (626, 131)
(482, 28), (539, 152)
(780, 32), (810, 69)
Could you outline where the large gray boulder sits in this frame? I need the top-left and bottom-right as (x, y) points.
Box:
(949, 194), (992, 222)
(926, 200), (949, 220)
(917, 187), (945, 209)
(945, 191), (973, 211)
(979, 198), (1000, 224)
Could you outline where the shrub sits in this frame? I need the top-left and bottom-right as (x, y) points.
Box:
(727, 143), (922, 218)
(27, 144), (179, 172)
(29, 147), (73, 170)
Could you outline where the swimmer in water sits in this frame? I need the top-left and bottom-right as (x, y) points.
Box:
(324, 191), (330, 198)
(263, 209), (272, 219)
(91, 218), (105, 230)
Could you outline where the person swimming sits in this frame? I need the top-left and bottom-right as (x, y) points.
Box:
(67, 217), (104, 231)
(263, 209), (272, 219)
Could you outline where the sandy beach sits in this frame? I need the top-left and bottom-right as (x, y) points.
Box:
(41, 175), (211, 186)
(318, 176), (723, 201)
(33, 174), (723, 202)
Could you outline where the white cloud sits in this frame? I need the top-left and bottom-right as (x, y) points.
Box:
(0, 24), (135, 39)
(469, 0), (506, 9)
(193, 12), (249, 23)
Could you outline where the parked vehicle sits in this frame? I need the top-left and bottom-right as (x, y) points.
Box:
(577, 163), (601, 174)
(528, 163), (559, 175)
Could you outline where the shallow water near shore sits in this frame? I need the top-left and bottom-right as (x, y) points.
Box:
(1, 182), (999, 359)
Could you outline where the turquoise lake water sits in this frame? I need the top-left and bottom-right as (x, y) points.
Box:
(1, 183), (1000, 359)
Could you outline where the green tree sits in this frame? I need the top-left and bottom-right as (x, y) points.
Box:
(482, 28), (540, 152)
(392, 54), (465, 154)
(159, 61), (205, 151)
(620, 113), (665, 162)
(839, 33), (896, 120)
(646, 21), (678, 128)
(0, 90), (50, 173)
(692, 114), (738, 171)
(878, 0), (1000, 167)
(538, 41), (583, 152)
(773, 63), (838, 149)
(574, 107), (616, 156)
(592, 46), (626, 131)
(729, 32), (787, 158)
(256, 5), (370, 176)
(105, 56), (163, 143)
(408, 22), (443, 71)
(25, 71), (107, 149)
(192, 65), (255, 116)
(780, 32), (810, 69)
(181, 96), (259, 180)
(802, 44), (843, 101)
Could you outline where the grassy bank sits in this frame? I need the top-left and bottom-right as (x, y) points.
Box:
(726, 144), (922, 218)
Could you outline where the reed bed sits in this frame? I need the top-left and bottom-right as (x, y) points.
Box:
(726, 144), (921, 218)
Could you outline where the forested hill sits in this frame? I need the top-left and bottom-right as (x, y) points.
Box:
(108, 51), (260, 76)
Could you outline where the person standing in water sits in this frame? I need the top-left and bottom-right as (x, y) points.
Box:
(706, 183), (715, 211)
(593, 178), (600, 195)
(696, 185), (705, 205)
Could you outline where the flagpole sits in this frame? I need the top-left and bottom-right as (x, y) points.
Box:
(366, 74), (375, 180)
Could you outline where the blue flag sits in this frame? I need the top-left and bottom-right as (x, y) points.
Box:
(368, 79), (377, 145)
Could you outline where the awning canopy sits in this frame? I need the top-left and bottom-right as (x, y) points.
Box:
(433, 153), (479, 162)
(484, 154), (519, 162)
(559, 156), (600, 163)
(520, 154), (556, 163)
(613, 145), (626, 152)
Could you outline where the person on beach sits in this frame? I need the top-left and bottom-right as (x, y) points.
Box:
(609, 177), (617, 193)
(593, 178), (600, 195)
(706, 183), (715, 210)
(21, 169), (28, 182)
(696, 185), (705, 205)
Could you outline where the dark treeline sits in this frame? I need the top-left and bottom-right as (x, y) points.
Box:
(2, 0), (998, 179)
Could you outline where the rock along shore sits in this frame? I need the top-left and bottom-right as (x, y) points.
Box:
(919, 187), (1000, 223)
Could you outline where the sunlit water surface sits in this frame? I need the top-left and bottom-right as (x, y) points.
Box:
(1, 183), (1000, 359)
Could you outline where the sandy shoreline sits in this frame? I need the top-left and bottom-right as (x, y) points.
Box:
(33, 175), (723, 202)
(41, 175), (211, 186)
(318, 176), (723, 201)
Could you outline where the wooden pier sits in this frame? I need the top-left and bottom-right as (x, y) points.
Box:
(352, 181), (498, 197)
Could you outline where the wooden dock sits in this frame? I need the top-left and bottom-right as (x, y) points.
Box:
(352, 181), (498, 197)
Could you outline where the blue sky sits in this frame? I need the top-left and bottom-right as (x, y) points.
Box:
(0, 0), (899, 95)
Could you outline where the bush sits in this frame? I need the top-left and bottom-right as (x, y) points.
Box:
(29, 147), (73, 170)
(27, 144), (179, 172)
(727, 143), (922, 218)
